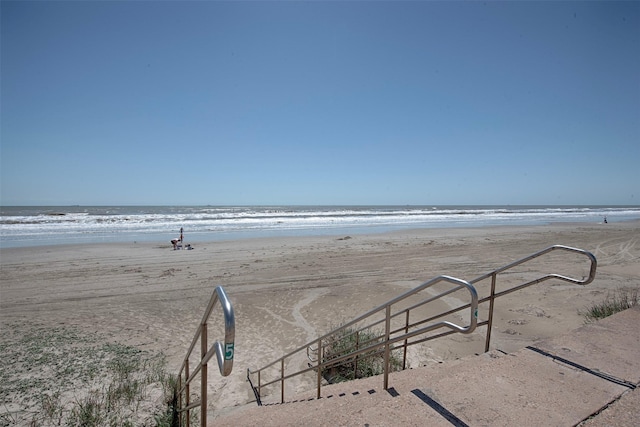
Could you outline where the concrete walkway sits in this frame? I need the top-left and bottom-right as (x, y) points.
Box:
(214, 306), (640, 426)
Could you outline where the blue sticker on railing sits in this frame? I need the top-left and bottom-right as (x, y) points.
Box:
(225, 343), (235, 360)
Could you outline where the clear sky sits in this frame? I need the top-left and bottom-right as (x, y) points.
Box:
(1, 1), (639, 206)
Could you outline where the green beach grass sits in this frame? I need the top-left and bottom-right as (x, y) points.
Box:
(0, 323), (178, 426)
(580, 288), (639, 323)
(321, 325), (402, 384)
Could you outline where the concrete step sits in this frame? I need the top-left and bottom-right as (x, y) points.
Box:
(213, 306), (639, 426)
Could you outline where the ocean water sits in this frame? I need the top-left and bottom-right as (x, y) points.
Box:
(1, 205), (638, 248)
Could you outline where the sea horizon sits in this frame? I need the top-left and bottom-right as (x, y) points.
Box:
(2, 204), (639, 249)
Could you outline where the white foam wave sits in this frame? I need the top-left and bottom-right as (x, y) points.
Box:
(1, 206), (638, 248)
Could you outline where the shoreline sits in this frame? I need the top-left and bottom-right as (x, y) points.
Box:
(2, 218), (637, 252)
(3, 203), (639, 249)
(1, 221), (639, 418)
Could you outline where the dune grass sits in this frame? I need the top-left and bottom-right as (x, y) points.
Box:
(0, 323), (178, 426)
(580, 288), (639, 323)
(321, 325), (402, 383)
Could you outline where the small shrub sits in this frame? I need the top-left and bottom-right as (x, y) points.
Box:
(321, 326), (402, 383)
(581, 288), (639, 322)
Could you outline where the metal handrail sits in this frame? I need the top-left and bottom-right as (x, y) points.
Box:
(247, 245), (596, 406)
(248, 275), (478, 404)
(177, 286), (235, 427)
(472, 244), (597, 285)
(402, 245), (597, 352)
(474, 244), (596, 352)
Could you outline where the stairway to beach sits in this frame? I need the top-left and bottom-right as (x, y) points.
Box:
(213, 306), (640, 426)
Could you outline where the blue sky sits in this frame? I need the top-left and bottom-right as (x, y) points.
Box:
(1, 1), (639, 206)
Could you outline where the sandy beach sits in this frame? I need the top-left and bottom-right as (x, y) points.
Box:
(1, 221), (639, 423)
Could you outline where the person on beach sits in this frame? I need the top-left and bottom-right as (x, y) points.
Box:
(171, 227), (184, 249)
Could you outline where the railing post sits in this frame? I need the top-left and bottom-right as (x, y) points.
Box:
(201, 324), (208, 427)
(403, 310), (409, 370)
(316, 337), (323, 399)
(185, 359), (190, 427)
(484, 273), (497, 352)
(383, 305), (391, 390)
(281, 358), (285, 404)
(354, 332), (359, 379)
(177, 371), (182, 427)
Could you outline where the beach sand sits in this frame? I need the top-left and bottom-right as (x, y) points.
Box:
(1, 221), (638, 422)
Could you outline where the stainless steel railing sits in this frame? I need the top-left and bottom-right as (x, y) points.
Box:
(475, 244), (596, 351)
(248, 276), (479, 405)
(177, 286), (235, 427)
(247, 245), (596, 406)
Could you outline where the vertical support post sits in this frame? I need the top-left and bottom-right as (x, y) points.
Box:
(178, 371), (182, 426)
(201, 325), (208, 427)
(281, 358), (285, 404)
(403, 310), (409, 370)
(383, 305), (391, 390)
(185, 360), (190, 427)
(484, 273), (497, 353)
(316, 337), (323, 399)
(354, 332), (359, 379)
(257, 370), (261, 402)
